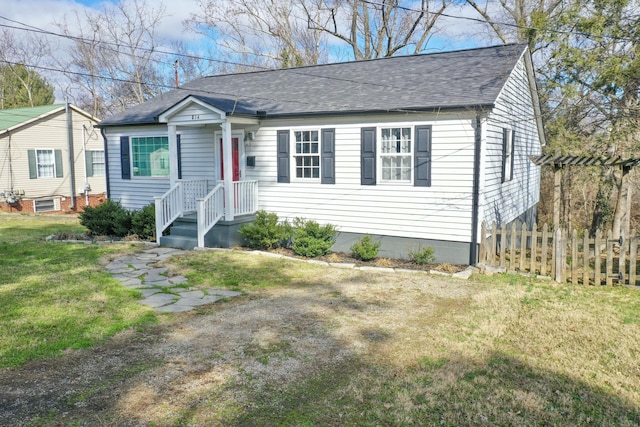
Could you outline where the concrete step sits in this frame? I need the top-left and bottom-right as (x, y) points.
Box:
(159, 235), (197, 250)
(169, 223), (198, 238)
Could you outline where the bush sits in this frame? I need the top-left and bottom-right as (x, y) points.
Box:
(239, 210), (288, 250)
(409, 245), (436, 265)
(350, 235), (380, 261)
(79, 199), (132, 237)
(291, 218), (337, 258)
(131, 203), (156, 240)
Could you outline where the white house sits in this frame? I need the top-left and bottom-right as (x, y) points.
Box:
(0, 104), (105, 213)
(98, 44), (544, 264)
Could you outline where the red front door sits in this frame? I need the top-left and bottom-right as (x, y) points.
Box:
(220, 137), (240, 181)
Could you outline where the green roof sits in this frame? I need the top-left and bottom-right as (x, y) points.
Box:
(0, 104), (64, 132)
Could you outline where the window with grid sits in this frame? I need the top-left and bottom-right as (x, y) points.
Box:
(131, 136), (169, 177)
(294, 130), (319, 179)
(380, 127), (412, 182)
(91, 150), (105, 176)
(36, 149), (55, 178)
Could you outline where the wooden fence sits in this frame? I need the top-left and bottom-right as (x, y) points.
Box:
(479, 222), (640, 286)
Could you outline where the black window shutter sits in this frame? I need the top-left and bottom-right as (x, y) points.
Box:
(510, 129), (516, 180)
(86, 151), (94, 177)
(277, 130), (290, 183)
(120, 136), (131, 180)
(28, 150), (37, 179)
(176, 134), (182, 180)
(414, 125), (432, 187)
(360, 127), (376, 185)
(321, 128), (335, 184)
(501, 128), (508, 183)
(54, 150), (64, 178)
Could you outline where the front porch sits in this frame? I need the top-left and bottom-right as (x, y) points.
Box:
(154, 179), (258, 249)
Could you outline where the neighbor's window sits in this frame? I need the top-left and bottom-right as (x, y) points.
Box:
(502, 129), (514, 182)
(34, 198), (56, 212)
(294, 130), (319, 179)
(91, 150), (105, 177)
(131, 136), (169, 177)
(380, 127), (412, 182)
(36, 149), (55, 178)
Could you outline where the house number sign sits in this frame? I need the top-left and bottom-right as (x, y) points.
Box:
(191, 114), (200, 120)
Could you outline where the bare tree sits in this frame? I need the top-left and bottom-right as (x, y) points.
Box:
(303, 0), (453, 60)
(185, 0), (326, 69)
(56, 0), (173, 117)
(0, 28), (54, 108)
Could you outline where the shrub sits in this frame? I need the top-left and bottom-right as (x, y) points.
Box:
(131, 203), (156, 240)
(409, 245), (436, 265)
(79, 199), (132, 237)
(350, 235), (380, 261)
(291, 218), (337, 258)
(239, 210), (288, 250)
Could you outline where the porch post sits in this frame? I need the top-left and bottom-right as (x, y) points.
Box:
(222, 120), (234, 221)
(168, 124), (179, 185)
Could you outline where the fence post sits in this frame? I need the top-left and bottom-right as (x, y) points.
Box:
(499, 224), (507, 267)
(490, 222), (497, 266)
(530, 222), (538, 275)
(480, 222), (486, 264)
(571, 229), (578, 284)
(554, 227), (565, 283)
(630, 230), (637, 286)
(541, 223), (549, 276)
(582, 232), (589, 286)
(509, 222), (517, 271)
(619, 230), (627, 285)
(606, 230), (614, 286)
(594, 229), (602, 286)
(519, 223), (527, 272)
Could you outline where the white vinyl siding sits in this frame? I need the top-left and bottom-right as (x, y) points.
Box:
(245, 114), (477, 243)
(481, 55), (542, 228)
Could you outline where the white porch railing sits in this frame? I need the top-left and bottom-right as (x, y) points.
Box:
(154, 179), (208, 243)
(197, 183), (225, 248)
(232, 180), (259, 216)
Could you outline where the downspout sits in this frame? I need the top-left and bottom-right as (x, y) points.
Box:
(66, 102), (76, 210)
(100, 127), (110, 199)
(470, 112), (483, 265)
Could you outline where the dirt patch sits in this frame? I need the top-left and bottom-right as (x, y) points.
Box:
(0, 259), (470, 426)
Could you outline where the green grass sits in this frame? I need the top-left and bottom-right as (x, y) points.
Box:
(0, 214), (156, 367)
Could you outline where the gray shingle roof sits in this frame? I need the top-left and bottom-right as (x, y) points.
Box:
(99, 44), (527, 127)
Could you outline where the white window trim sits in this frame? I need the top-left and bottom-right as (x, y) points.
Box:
(502, 128), (514, 183)
(377, 126), (413, 184)
(130, 135), (170, 179)
(291, 129), (321, 182)
(36, 148), (56, 179)
(91, 150), (106, 177)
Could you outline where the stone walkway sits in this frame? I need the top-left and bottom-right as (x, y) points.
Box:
(104, 247), (241, 313)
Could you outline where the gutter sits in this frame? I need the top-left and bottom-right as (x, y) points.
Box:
(470, 112), (483, 265)
(66, 103), (76, 210)
(100, 127), (110, 199)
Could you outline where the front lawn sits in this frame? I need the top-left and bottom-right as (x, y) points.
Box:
(0, 214), (155, 367)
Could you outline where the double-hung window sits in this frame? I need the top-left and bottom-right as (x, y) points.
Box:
(131, 136), (169, 177)
(294, 130), (320, 179)
(380, 127), (412, 182)
(36, 149), (55, 178)
(502, 128), (514, 182)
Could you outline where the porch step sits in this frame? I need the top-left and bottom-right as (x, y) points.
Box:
(159, 234), (197, 250)
(160, 215), (198, 250)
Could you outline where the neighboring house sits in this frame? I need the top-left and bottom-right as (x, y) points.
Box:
(98, 44), (544, 264)
(0, 104), (106, 214)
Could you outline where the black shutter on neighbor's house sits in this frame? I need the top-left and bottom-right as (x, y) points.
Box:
(360, 127), (376, 185)
(28, 150), (37, 179)
(321, 128), (335, 184)
(120, 136), (131, 180)
(176, 134), (182, 180)
(277, 130), (290, 183)
(414, 125), (432, 187)
(54, 150), (64, 178)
